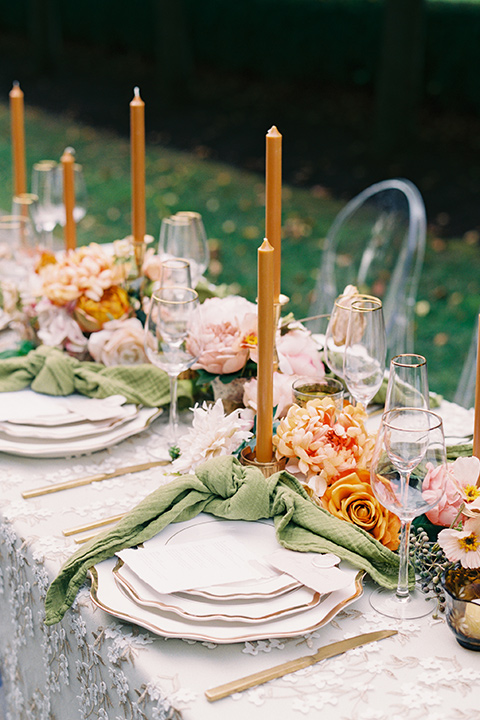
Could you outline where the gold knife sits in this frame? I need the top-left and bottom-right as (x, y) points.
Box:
(22, 459), (171, 499)
(205, 629), (397, 702)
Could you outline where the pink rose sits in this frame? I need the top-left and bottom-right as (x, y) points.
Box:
(188, 296), (257, 375)
(243, 372), (297, 420)
(277, 327), (324, 377)
(87, 318), (148, 366)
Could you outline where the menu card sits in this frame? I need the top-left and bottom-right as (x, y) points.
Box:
(117, 536), (273, 595)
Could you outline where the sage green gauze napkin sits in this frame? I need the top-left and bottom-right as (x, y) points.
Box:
(44, 455), (410, 625)
(0, 345), (192, 407)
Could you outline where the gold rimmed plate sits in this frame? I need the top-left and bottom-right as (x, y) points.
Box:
(114, 559), (323, 624)
(0, 407), (162, 457)
(90, 556), (363, 644)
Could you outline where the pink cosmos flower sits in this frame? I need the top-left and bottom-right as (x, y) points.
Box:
(438, 516), (480, 569)
(425, 456), (480, 527)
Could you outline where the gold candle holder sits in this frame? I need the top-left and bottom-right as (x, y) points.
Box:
(239, 447), (286, 479)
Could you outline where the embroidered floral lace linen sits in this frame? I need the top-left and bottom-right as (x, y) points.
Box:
(0, 408), (479, 720)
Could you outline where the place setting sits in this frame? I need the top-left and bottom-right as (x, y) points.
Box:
(0, 388), (162, 458)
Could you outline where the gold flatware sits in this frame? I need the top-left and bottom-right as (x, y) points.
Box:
(63, 514), (125, 536)
(22, 459), (171, 499)
(205, 629), (397, 702)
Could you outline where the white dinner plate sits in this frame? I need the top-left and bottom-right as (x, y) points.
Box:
(114, 561), (322, 624)
(122, 517), (302, 600)
(90, 555), (363, 644)
(0, 407), (162, 457)
(0, 405), (139, 440)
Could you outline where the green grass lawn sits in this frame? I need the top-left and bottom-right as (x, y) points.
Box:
(0, 101), (478, 402)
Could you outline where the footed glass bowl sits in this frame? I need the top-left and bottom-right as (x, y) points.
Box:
(443, 566), (480, 651)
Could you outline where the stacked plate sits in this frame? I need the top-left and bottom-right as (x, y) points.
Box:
(90, 515), (364, 644)
(0, 389), (162, 458)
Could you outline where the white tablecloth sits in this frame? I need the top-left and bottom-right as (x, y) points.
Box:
(1, 404), (479, 720)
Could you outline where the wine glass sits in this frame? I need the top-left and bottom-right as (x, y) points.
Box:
(159, 258), (192, 289)
(0, 215), (38, 280)
(369, 407), (447, 618)
(175, 209), (210, 275)
(385, 354), (429, 411)
(323, 293), (355, 379)
(144, 287), (200, 447)
(11, 194), (43, 253)
(343, 296), (386, 410)
(31, 160), (62, 250)
(158, 214), (209, 287)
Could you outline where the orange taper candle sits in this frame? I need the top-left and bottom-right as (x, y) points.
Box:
(256, 238), (275, 463)
(130, 87), (146, 249)
(265, 126), (282, 302)
(473, 315), (480, 459)
(9, 81), (27, 197)
(61, 147), (76, 251)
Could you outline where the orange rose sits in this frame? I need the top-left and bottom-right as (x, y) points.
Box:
(321, 468), (401, 551)
(73, 285), (131, 333)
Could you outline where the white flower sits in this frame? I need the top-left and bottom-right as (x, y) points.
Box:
(172, 399), (253, 475)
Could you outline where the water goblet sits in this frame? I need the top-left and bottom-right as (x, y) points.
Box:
(159, 258), (192, 289)
(144, 287), (200, 447)
(0, 214), (38, 281)
(343, 295), (386, 410)
(158, 214), (209, 287)
(175, 210), (210, 275)
(31, 160), (62, 250)
(384, 353), (429, 411)
(12, 194), (43, 253)
(369, 407), (447, 618)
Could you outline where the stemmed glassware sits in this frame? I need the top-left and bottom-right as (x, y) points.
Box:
(384, 354), (429, 411)
(158, 213), (209, 287)
(144, 287), (200, 447)
(343, 296), (386, 410)
(0, 215), (39, 281)
(31, 160), (62, 250)
(369, 407), (447, 618)
(11, 194), (42, 254)
(323, 292), (353, 379)
(159, 258), (192, 289)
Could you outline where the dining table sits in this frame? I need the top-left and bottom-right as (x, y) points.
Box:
(0, 387), (479, 720)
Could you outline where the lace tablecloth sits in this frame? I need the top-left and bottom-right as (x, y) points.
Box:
(0, 405), (479, 720)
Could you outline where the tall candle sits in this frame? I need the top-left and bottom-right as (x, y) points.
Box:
(265, 126), (282, 302)
(473, 314), (480, 459)
(256, 238), (275, 463)
(130, 86), (146, 269)
(9, 81), (27, 197)
(61, 148), (76, 251)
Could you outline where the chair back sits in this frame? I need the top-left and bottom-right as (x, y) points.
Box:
(454, 314), (478, 409)
(309, 178), (426, 359)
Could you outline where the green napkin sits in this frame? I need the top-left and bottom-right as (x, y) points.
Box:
(0, 345), (192, 407)
(44, 455), (409, 626)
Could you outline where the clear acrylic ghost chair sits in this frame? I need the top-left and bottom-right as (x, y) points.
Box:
(308, 179), (427, 359)
(454, 314), (478, 409)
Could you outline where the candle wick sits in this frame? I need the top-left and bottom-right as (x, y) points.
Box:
(134, 86), (140, 98)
